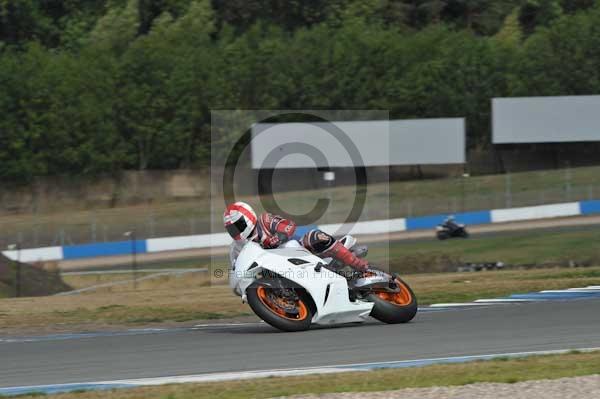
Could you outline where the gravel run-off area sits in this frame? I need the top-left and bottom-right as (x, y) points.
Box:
(280, 375), (600, 399)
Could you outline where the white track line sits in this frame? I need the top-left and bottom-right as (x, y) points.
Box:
(429, 303), (497, 307)
(539, 289), (600, 294)
(434, 285), (600, 307)
(473, 298), (539, 303)
(192, 322), (264, 329)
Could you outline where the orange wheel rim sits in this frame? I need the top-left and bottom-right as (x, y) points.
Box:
(257, 286), (309, 321)
(375, 279), (413, 306)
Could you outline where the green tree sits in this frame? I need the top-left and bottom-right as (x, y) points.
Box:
(519, 0), (563, 35)
(116, 0), (219, 169)
(560, 0), (596, 14)
(494, 7), (523, 46)
(512, 4), (600, 95)
(0, 43), (125, 181)
(89, 0), (139, 55)
(212, 0), (347, 32)
(441, 0), (521, 35)
(0, 0), (56, 46)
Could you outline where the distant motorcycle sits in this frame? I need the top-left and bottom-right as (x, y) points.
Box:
(436, 217), (469, 240)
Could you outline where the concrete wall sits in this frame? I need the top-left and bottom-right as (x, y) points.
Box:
(0, 170), (211, 215)
(0, 166), (467, 216)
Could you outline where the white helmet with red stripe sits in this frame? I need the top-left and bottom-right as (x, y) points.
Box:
(223, 201), (257, 241)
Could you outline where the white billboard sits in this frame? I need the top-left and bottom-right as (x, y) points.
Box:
(493, 95), (600, 143)
(251, 118), (465, 169)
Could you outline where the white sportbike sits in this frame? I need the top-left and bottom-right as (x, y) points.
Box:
(230, 236), (417, 332)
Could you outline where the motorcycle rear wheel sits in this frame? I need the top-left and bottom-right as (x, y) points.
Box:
(436, 231), (449, 240)
(368, 277), (417, 324)
(247, 278), (313, 332)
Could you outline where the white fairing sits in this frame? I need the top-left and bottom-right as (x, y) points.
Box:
(231, 240), (374, 325)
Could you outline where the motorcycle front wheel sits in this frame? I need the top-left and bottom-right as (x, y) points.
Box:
(368, 277), (417, 324)
(246, 278), (314, 332)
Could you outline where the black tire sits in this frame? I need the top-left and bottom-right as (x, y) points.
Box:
(368, 278), (418, 324)
(246, 279), (313, 332)
(437, 231), (449, 240)
(460, 230), (470, 238)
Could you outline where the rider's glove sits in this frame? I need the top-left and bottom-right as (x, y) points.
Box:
(262, 234), (281, 248)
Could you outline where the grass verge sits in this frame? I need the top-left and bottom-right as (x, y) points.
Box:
(408, 266), (600, 304)
(1, 265), (600, 334)
(6, 351), (600, 399)
(375, 226), (600, 272)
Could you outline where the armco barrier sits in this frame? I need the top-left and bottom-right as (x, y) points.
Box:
(2, 246), (63, 264)
(406, 210), (491, 230)
(319, 218), (407, 236)
(146, 233), (231, 253)
(4, 199), (600, 263)
(490, 202), (580, 223)
(63, 240), (147, 260)
(580, 200), (600, 215)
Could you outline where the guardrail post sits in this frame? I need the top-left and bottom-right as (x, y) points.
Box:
(132, 232), (137, 289)
(565, 163), (572, 201)
(8, 243), (21, 298)
(15, 243), (21, 297)
(124, 231), (138, 290)
(91, 217), (97, 242)
(189, 218), (195, 235)
(504, 173), (512, 208)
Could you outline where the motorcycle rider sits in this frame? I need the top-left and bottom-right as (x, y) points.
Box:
(443, 215), (457, 228)
(443, 215), (466, 231)
(224, 201), (369, 272)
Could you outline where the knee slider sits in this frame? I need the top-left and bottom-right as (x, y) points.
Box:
(302, 229), (335, 253)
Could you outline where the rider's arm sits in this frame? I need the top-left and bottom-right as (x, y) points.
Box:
(271, 215), (297, 242)
(259, 213), (297, 248)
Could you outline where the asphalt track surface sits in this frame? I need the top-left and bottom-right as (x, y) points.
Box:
(2, 298), (600, 388)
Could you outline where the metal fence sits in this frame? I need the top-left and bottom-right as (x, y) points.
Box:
(391, 184), (599, 219)
(1, 181), (599, 250)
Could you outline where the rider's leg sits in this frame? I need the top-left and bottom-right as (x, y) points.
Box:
(339, 235), (368, 259)
(301, 229), (368, 271)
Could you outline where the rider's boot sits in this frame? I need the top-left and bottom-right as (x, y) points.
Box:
(322, 240), (369, 272)
(302, 230), (369, 272)
(351, 244), (368, 259)
(338, 235), (368, 259)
